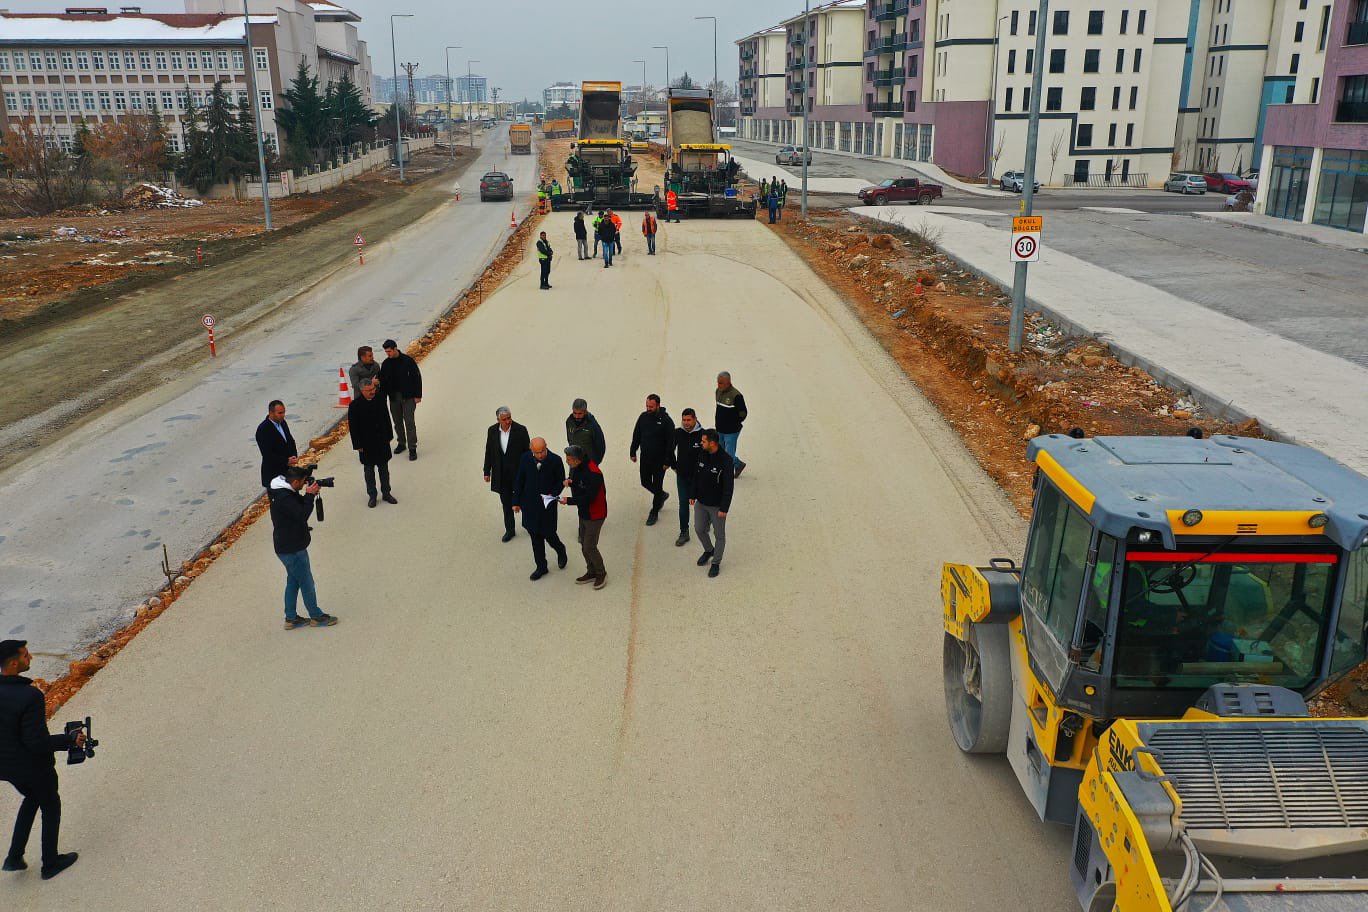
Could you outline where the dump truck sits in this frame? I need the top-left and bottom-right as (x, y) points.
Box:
(542, 118), (576, 138)
(659, 89), (753, 219)
(551, 80), (657, 211)
(942, 432), (1368, 911)
(509, 123), (532, 155)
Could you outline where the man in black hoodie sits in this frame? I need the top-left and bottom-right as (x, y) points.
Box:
(379, 339), (422, 460)
(669, 407), (704, 547)
(691, 429), (735, 578)
(0, 639), (82, 880)
(268, 466), (337, 629)
(630, 394), (675, 526)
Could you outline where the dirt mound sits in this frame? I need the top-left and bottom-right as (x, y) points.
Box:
(118, 183), (204, 211)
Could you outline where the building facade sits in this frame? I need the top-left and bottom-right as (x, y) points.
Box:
(1257, 0), (1368, 233)
(375, 73), (485, 106)
(737, 26), (789, 142)
(543, 81), (581, 111)
(0, 2), (374, 154)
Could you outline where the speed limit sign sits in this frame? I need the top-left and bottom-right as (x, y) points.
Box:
(202, 313), (216, 329)
(1010, 216), (1042, 263)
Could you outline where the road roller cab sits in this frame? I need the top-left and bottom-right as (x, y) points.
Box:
(942, 433), (1368, 912)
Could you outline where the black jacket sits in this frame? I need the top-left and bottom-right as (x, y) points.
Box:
(566, 412), (607, 464)
(484, 421), (530, 493)
(0, 675), (73, 777)
(714, 388), (748, 435)
(512, 451), (565, 536)
(597, 218), (617, 243)
(268, 479), (314, 554)
(693, 447), (735, 512)
(630, 408), (675, 461)
(379, 352), (423, 400)
(348, 393), (394, 464)
(573, 215), (587, 239)
(255, 417), (297, 488)
(537, 238), (553, 261)
(565, 459), (606, 521)
(671, 424), (705, 481)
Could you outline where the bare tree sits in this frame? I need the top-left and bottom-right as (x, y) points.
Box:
(0, 118), (93, 215)
(1047, 129), (1065, 185)
(989, 129), (1006, 185)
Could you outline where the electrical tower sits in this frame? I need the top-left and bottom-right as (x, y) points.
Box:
(401, 62), (420, 117)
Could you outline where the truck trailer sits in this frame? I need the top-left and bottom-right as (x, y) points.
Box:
(552, 81), (657, 211)
(660, 89), (753, 219)
(509, 123), (532, 154)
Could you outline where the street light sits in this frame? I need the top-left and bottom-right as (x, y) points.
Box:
(467, 60), (480, 147)
(695, 16), (718, 91)
(444, 45), (462, 159)
(984, 15), (1010, 187)
(242, 0), (272, 229)
(390, 13), (414, 181)
(633, 59), (647, 113)
(1009, 0), (1049, 353)
(801, 0), (810, 218)
(653, 45), (670, 91)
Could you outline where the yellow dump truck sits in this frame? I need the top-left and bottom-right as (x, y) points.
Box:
(542, 118), (576, 138)
(509, 123), (532, 155)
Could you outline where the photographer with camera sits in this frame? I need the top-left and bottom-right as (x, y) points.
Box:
(0, 640), (82, 880)
(268, 465), (338, 630)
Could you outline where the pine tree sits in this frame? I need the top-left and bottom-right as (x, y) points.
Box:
(276, 59), (327, 168)
(176, 91), (215, 192)
(202, 82), (251, 185)
(327, 72), (375, 148)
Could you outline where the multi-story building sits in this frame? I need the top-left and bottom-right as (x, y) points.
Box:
(737, 26), (788, 142)
(1257, 0), (1368, 233)
(0, 2), (374, 154)
(543, 81), (581, 111)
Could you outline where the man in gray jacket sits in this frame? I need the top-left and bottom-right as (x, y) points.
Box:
(348, 345), (380, 398)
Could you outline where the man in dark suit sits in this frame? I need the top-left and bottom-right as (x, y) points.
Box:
(512, 437), (568, 580)
(254, 399), (298, 489)
(347, 378), (397, 508)
(483, 406), (530, 542)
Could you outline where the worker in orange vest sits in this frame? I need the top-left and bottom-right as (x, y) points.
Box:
(665, 189), (679, 223)
(609, 210), (623, 256)
(641, 211), (658, 255)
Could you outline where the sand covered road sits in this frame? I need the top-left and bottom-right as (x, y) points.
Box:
(9, 217), (1074, 910)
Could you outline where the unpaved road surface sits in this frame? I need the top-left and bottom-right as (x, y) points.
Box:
(0, 124), (540, 681)
(8, 218), (1073, 909)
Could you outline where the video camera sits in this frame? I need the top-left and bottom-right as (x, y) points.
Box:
(297, 464), (333, 522)
(64, 716), (98, 765)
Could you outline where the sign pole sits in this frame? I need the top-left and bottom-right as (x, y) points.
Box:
(202, 313), (217, 357)
(1009, 0), (1049, 353)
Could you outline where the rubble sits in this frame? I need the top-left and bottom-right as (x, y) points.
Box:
(119, 183), (204, 210)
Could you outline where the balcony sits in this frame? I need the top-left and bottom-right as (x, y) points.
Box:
(1348, 21), (1368, 45)
(787, 102), (807, 116)
(872, 0), (909, 21)
(740, 48), (756, 60)
(788, 79), (806, 94)
(790, 31), (807, 47)
(866, 35), (909, 55)
(1335, 100), (1368, 122)
(867, 100), (904, 115)
(872, 66), (905, 86)
(740, 87), (754, 98)
(788, 58), (807, 72)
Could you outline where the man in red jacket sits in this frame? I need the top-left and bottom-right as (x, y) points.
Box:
(560, 445), (608, 589)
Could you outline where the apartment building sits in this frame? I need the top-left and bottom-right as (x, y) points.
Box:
(0, 2), (374, 154)
(737, 26), (788, 141)
(375, 73), (485, 106)
(543, 82), (582, 111)
(1257, 0), (1368, 233)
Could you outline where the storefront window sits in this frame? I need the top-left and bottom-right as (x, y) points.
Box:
(1267, 145), (1313, 222)
(918, 124), (933, 161)
(1312, 148), (1368, 232)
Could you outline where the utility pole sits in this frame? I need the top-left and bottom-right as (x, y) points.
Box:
(801, 0), (810, 218)
(445, 45), (462, 159)
(654, 45), (670, 91)
(390, 13), (414, 181)
(1009, 0), (1049, 353)
(401, 62), (420, 119)
(695, 16), (718, 92)
(467, 60), (480, 147)
(241, 0), (272, 229)
(633, 59), (647, 114)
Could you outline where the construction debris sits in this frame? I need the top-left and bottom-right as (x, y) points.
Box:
(119, 183), (205, 210)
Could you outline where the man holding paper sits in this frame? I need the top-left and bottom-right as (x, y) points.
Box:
(512, 437), (569, 581)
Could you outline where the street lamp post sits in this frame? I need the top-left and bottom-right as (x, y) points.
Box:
(653, 45), (670, 91)
(390, 13), (414, 181)
(444, 45), (462, 160)
(985, 15), (1010, 187)
(801, 0), (810, 218)
(467, 60), (480, 147)
(633, 59), (647, 114)
(241, 0), (272, 229)
(695, 16), (718, 91)
(1009, 0), (1049, 353)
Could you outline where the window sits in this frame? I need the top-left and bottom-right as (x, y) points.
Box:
(0, 53), (9, 73)
(1023, 86), (1031, 110)
(17, 92), (32, 112)
(1049, 48), (1066, 73)
(30, 52), (43, 70)
(170, 51), (183, 70)
(1053, 9), (1069, 34)
(1135, 48), (1144, 71)
(1007, 49), (1016, 74)
(1084, 48), (1099, 72)
(1334, 548), (1368, 676)
(1311, 76), (1321, 104)
(45, 51), (58, 71)
(1120, 9), (1130, 33)
(1026, 48), (1034, 73)
(1129, 86), (1139, 109)
(1081, 86), (1096, 110)
(67, 91), (80, 111)
(139, 51), (151, 70)
(258, 89), (274, 110)
(1046, 86), (1063, 110)
(1029, 9), (1037, 35)
(1020, 483), (1095, 687)
(1294, 20), (1305, 41)
(62, 51), (75, 70)
(130, 92), (143, 111)
(144, 90), (157, 110)
(1126, 123), (1134, 144)
(1116, 48), (1125, 73)
(161, 90), (174, 110)
(1112, 85), (1121, 109)
(114, 91), (127, 111)
(156, 51), (168, 70)
(2, 94), (14, 114)
(1108, 123), (1117, 145)
(98, 91), (112, 111)
(1077, 123), (1093, 146)
(106, 49), (120, 70)
(77, 51), (90, 70)
(53, 92), (66, 111)
(12, 51), (27, 71)
(1338, 75), (1368, 122)
(908, 55), (918, 76)
(92, 50), (105, 71)
(1319, 4), (1333, 50)
(201, 50), (214, 70)
(907, 90), (917, 112)
(124, 51), (137, 70)
(1088, 9), (1104, 34)
(1290, 53), (1300, 75)
(232, 49), (244, 70)
(36, 92), (50, 112)
(218, 49), (230, 70)
(1005, 87), (1014, 111)
(254, 48), (269, 70)
(1138, 9), (1147, 34)
(1010, 10), (1019, 35)
(1285, 84), (1296, 103)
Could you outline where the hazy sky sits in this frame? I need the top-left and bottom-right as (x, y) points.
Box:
(4, 0), (805, 98)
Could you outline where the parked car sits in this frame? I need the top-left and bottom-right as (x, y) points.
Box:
(1163, 173), (1208, 194)
(1241, 169), (1260, 190)
(998, 170), (1041, 193)
(1204, 171), (1253, 193)
(775, 145), (812, 165)
(479, 171), (513, 202)
(857, 176), (944, 205)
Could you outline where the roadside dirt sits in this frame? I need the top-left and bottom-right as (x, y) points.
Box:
(0, 146), (473, 473)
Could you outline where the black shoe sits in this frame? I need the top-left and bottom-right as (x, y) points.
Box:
(696, 551), (713, 566)
(708, 563), (720, 578)
(2, 856), (26, 872)
(395, 444), (407, 454)
(530, 568), (548, 581)
(382, 492), (398, 504)
(593, 574), (607, 590)
(675, 531), (689, 547)
(40, 853), (77, 880)
(367, 495), (377, 508)
(575, 572), (595, 584)
(658, 492), (671, 508)
(556, 549), (569, 570)
(409, 448), (417, 461)
(502, 530), (516, 543)
(735, 461), (747, 479)
(645, 510), (658, 526)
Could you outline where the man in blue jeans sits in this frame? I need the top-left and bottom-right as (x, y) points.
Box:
(714, 371), (749, 478)
(268, 465), (337, 630)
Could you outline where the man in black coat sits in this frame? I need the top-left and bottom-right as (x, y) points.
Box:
(629, 394), (675, 526)
(536, 230), (554, 290)
(254, 399), (297, 489)
(669, 407), (704, 547)
(597, 213), (617, 267)
(348, 378), (397, 508)
(512, 437), (568, 580)
(573, 210), (589, 260)
(379, 339), (423, 460)
(483, 406), (531, 542)
(0, 639), (82, 880)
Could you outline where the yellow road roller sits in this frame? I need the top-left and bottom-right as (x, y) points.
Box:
(942, 433), (1368, 911)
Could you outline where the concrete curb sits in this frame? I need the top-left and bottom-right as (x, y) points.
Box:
(1190, 211), (1368, 254)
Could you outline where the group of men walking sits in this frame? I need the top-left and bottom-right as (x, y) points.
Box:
(482, 373), (749, 584)
(345, 341), (424, 504)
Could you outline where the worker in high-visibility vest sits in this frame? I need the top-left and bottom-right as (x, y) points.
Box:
(665, 190), (679, 223)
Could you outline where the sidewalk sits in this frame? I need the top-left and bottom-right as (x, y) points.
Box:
(1194, 211), (1368, 253)
(854, 206), (1368, 476)
(733, 139), (1000, 197)
(732, 152), (870, 195)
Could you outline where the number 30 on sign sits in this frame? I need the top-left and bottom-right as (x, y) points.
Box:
(1010, 216), (1042, 263)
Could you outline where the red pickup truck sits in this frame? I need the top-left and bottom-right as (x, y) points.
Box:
(858, 177), (944, 205)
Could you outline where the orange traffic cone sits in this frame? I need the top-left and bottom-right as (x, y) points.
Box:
(510, 209), (518, 230)
(336, 367), (351, 408)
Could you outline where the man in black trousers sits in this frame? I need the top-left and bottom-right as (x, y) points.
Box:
(379, 339), (422, 461)
(669, 407), (704, 547)
(254, 399), (297, 489)
(536, 230), (554, 290)
(483, 406), (530, 542)
(629, 394), (675, 526)
(512, 437), (569, 580)
(1, 640), (82, 880)
(348, 378), (397, 508)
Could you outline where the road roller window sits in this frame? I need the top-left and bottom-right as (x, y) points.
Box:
(1113, 550), (1339, 691)
(1021, 482), (1093, 687)
(1332, 547), (1368, 676)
